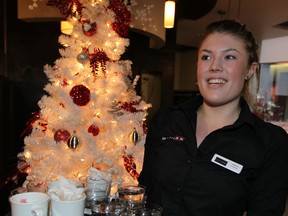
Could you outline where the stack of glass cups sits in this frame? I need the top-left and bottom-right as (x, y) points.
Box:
(80, 176), (126, 215)
(117, 184), (162, 215)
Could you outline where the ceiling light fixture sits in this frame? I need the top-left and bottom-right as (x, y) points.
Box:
(164, 0), (175, 28)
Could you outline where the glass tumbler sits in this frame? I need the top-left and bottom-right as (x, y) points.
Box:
(128, 202), (162, 216)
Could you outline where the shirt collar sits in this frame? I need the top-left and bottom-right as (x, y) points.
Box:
(237, 97), (257, 127)
(177, 95), (257, 129)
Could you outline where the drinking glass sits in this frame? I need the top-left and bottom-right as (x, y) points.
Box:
(117, 184), (146, 211)
(90, 198), (126, 215)
(128, 202), (162, 216)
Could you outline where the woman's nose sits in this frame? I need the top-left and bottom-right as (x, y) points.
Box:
(209, 58), (223, 72)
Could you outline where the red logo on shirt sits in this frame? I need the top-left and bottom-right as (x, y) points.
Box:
(162, 136), (185, 141)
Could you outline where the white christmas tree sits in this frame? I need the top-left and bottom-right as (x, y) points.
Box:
(18, 0), (152, 189)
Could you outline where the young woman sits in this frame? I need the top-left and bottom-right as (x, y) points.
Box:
(138, 20), (288, 216)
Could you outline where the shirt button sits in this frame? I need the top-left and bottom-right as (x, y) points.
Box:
(187, 159), (191, 164)
(176, 187), (181, 192)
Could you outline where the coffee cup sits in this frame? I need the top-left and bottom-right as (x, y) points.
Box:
(50, 195), (86, 216)
(9, 192), (50, 216)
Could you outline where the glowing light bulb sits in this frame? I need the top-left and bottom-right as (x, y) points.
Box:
(164, 1), (175, 28)
(25, 151), (32, 159)
(61, 21), (73, 35)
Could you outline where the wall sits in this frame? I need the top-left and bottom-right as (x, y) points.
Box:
(260, 36), (288, 63)
(174, 50), (198, 92)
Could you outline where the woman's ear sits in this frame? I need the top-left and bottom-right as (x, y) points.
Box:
(246, 62), (258, 80)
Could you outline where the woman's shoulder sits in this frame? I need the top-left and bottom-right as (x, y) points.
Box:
(151, 104), (183, 123)
(252, 115), (288, 148)
(252, 114), (287, 134)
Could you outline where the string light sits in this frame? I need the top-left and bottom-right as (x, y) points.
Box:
(24, 151), (32, 159)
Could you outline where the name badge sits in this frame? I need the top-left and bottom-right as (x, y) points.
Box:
(211, 154), (243, 174)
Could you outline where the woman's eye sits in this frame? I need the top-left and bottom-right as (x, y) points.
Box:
(201, 55), (210, 60)
(225, 55), (236, 60)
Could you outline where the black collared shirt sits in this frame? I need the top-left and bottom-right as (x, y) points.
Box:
(138, 96), (288, 216)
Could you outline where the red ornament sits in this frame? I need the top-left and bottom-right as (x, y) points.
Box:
(88, 124), (100, 136)
(123, 153), (139, 179)
(70, 85), (91, 106)
(82, 20), (97, 36)
(54, 129), (71, 142)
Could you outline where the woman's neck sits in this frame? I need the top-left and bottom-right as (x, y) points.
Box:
(196, 101), (241, 146)
(198, 102), (241, 126)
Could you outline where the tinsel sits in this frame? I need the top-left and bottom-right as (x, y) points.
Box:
(108, 0), (131, 38)
(142, 119), (148, 134)
(118, 100), (144, 113)
(47, 0), (83, 18)
(0, 161), (29, 190)
(59, 102), (65, 108)
(90, 49), (110, 77)
(20, 112), (40, 138)
(123, 153), (139, 180)
(61, 78), (69, 87)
